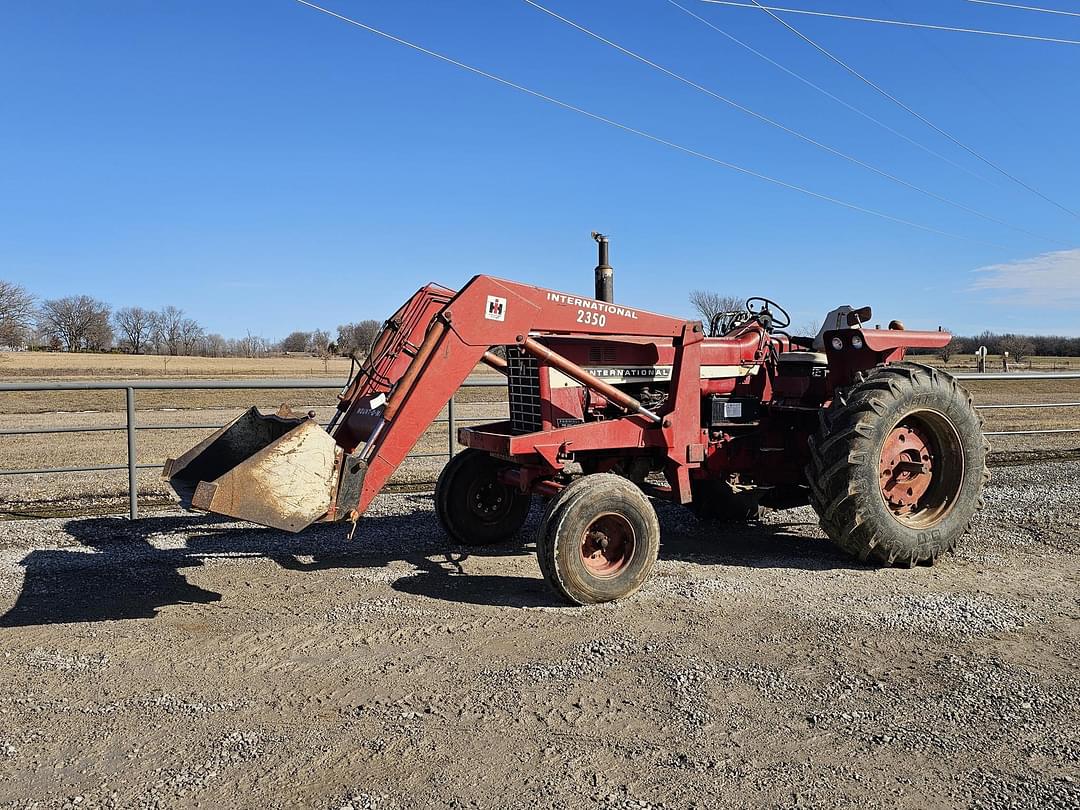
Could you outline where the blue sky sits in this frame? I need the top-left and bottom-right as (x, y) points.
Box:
(2, 0), (1078, 340)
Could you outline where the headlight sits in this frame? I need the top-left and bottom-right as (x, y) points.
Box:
(850, 333), (864, 350)
(830, 336), (844, 351)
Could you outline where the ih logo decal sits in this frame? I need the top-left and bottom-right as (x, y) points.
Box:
(485, 295), (507, 322)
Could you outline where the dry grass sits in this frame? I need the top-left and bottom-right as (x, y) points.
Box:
(0, 351), (353, 379)
(922, 353), (1080, 372)
(0, 351), (503, 414)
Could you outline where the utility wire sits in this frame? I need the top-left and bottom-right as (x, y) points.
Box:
(292, 0), (1001, 246)
(742, 0), (1080, 221)
(698, 1), (1080, 45)
(523, 0), (1061, 244)
(963, 0), (1080, 18)
(665, 0), (989, 184)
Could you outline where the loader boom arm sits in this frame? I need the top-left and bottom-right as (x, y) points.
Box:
(329, 283), (455, 452)
(336, 275), (694, 518)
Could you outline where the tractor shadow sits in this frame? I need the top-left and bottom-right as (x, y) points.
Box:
(1, 497), (866, 626)
(652, 502), (872, 573)
(0, 495), (548, 626)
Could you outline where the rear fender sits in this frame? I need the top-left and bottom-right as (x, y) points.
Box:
(857, 328), (951, 353)
(824, 328), (950, 387)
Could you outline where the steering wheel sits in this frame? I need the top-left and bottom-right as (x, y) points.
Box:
(745, 297), (790, 330)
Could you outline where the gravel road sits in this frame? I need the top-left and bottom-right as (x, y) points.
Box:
(0, 462), (1077, 809)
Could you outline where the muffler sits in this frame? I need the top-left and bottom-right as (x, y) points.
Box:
(163, 407), (342, 532)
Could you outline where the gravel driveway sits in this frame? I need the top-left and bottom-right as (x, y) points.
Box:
(0, 462), (1077, 809)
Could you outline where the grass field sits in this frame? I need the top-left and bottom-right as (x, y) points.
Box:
(0, 351), (353, 379)
(919, 353), (1080, 372)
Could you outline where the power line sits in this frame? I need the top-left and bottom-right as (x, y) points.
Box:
(741, 0), (1080, 221)
(665, 0), (989, 183)
(291, 0), (1001, 246)
(963, 0), (1080, 18)
(698, 1), (1080, 45)
(522, 0), (1061, 244)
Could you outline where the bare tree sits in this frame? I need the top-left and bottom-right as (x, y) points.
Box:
(144, 311), (162, 354)
(336, 320), (382, 357)
(0, 280), (36, 349)
(37, 295), (112, 352)
(154, 305), (185, 355)
(307, 329), (332, 357)
(1000, 334), (1035, 364)
(688, 290), (742, 329)
(280, 330), (312, 353)
(233, 330), (270, 358)
(201, 333), (227, 357)
(179, 318), (204, 355)
(937, 329), (956, 366)
(86, 317), (114, 351)
(113, 306), (154, 354)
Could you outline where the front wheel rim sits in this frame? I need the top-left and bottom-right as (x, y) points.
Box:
(580, 513), (636, 578)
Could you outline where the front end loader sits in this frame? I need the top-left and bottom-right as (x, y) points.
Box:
(165, 275), (987, 604)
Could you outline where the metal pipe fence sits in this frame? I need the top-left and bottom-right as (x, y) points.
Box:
(1, 372), (1077, 520)
(0, 377), (504, 519)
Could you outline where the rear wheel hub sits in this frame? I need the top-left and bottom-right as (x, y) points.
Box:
(879, 423), (934, 515)
(877, 411), (963, 527)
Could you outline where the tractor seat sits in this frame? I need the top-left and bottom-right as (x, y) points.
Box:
(778, 351), (828, 365)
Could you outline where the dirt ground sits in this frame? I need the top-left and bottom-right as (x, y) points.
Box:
(0, 461), (1077, 810)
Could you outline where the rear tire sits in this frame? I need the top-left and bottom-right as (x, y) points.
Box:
(536, 474), (660, 605)
(807, 362), (989, 566)
(434, 449), (531, 546)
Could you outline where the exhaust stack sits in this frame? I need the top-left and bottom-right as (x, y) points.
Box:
(592, 231), (613, 303)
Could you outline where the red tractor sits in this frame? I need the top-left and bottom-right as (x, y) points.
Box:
(165, 275), (987, 605)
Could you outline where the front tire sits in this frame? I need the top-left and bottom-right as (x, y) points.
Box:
(536, 474), (660, 605)
(807, 362), (989, 566)
(434, 449), (531, 546)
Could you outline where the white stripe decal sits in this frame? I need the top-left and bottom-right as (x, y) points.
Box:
(547, 364), (758, 387)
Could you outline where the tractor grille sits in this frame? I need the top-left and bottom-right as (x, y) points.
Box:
(588, 346), (617, 363)
(507, 346), (542, 434)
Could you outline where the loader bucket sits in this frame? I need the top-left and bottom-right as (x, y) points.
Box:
(163, 407), (341, 532)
